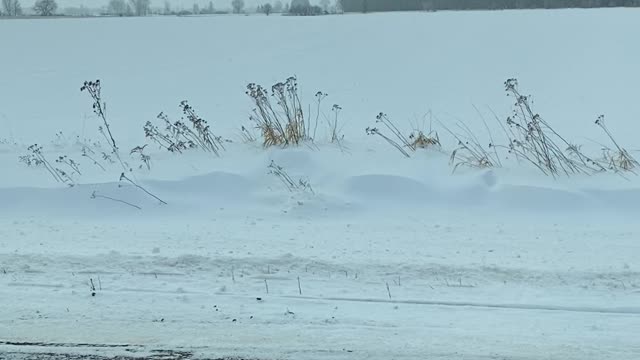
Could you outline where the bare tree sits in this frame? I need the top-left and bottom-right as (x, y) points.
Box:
(334, 0), (342, 13)
(163, 1), (171, 14)
(33, 0), (56, 15)
(289, 0), (322, 14)
(259, 2), (272, 14)
(231, 0), (244, 13)
(2, 0), (23, 16)
(273, 0), (283, 12)
(107, 0), (129, 15)
(129, 0), (149, 16)
(193, 2), (200, 14)
(320, 0), (330, 12)
(2, 0), (9, 15)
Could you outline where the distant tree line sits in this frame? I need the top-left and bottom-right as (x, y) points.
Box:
(2, 0), (58, 16)
(340, 0), (640, 12)
(105, 0), (150, 16)
(2, 0), (23, 16)
(1, 0), (342, 17)
(256, 0), (335, 15)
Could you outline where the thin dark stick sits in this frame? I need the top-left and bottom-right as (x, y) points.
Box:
(91, 191), (142, 210)
(120, 173), (167, 205)
(82, 152), (107, 171)
(231, 266), (236, 283)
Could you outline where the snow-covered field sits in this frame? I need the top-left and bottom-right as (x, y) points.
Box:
(1, 9), (640, 359)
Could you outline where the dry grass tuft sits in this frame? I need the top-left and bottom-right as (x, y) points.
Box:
(450, 147), (494, 172)
(246, 76), (309, 147)
(595, 115), (639, 173)
(410, 130), (440, 149)
(366, 113), (441, 157)
(268, 160), (314, 193)
(439, 122), (498, 173)
(500, 79), (603, 177)
(245, 78), (343, 148)
(144, 101), (226, 156)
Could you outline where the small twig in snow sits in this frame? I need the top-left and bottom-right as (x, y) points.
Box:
(91, 191), (142, 210)
(120, 173), (167, 205)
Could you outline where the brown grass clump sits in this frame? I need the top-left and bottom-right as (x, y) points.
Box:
(246, 77), (344, 147)
(410, 130), (440, 149)
(595, 115), (639, 172)
(246, 76), (309, 147)
(366, 113), (441, 157)
(499, 79), (603, 177)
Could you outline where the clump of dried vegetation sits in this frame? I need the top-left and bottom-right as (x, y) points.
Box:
(595, 115), (638, 173)
(80, 79), (166, 205)
(144, 101), (226, 156)
(268, 160), (314, 194)
(366, 112), (441, 158)
(15, 75), (639, 209)
(19, 144), (78, 186)
(366, 78), (636, 178)
(497, 78), (605, 177)
(245, 76), (344, 148)
(246, 77), (308, 147)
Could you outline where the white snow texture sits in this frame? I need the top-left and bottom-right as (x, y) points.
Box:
(1, 8), (640, 360)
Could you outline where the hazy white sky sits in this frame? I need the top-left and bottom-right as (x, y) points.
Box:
(55, 0), (322, 10)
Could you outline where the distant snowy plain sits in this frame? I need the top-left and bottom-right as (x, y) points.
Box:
(1, 9), (639, 359)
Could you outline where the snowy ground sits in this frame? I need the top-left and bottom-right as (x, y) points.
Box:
(1, 9), (640, 360)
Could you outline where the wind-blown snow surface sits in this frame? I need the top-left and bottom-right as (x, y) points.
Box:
(1, 9), (640, 360)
